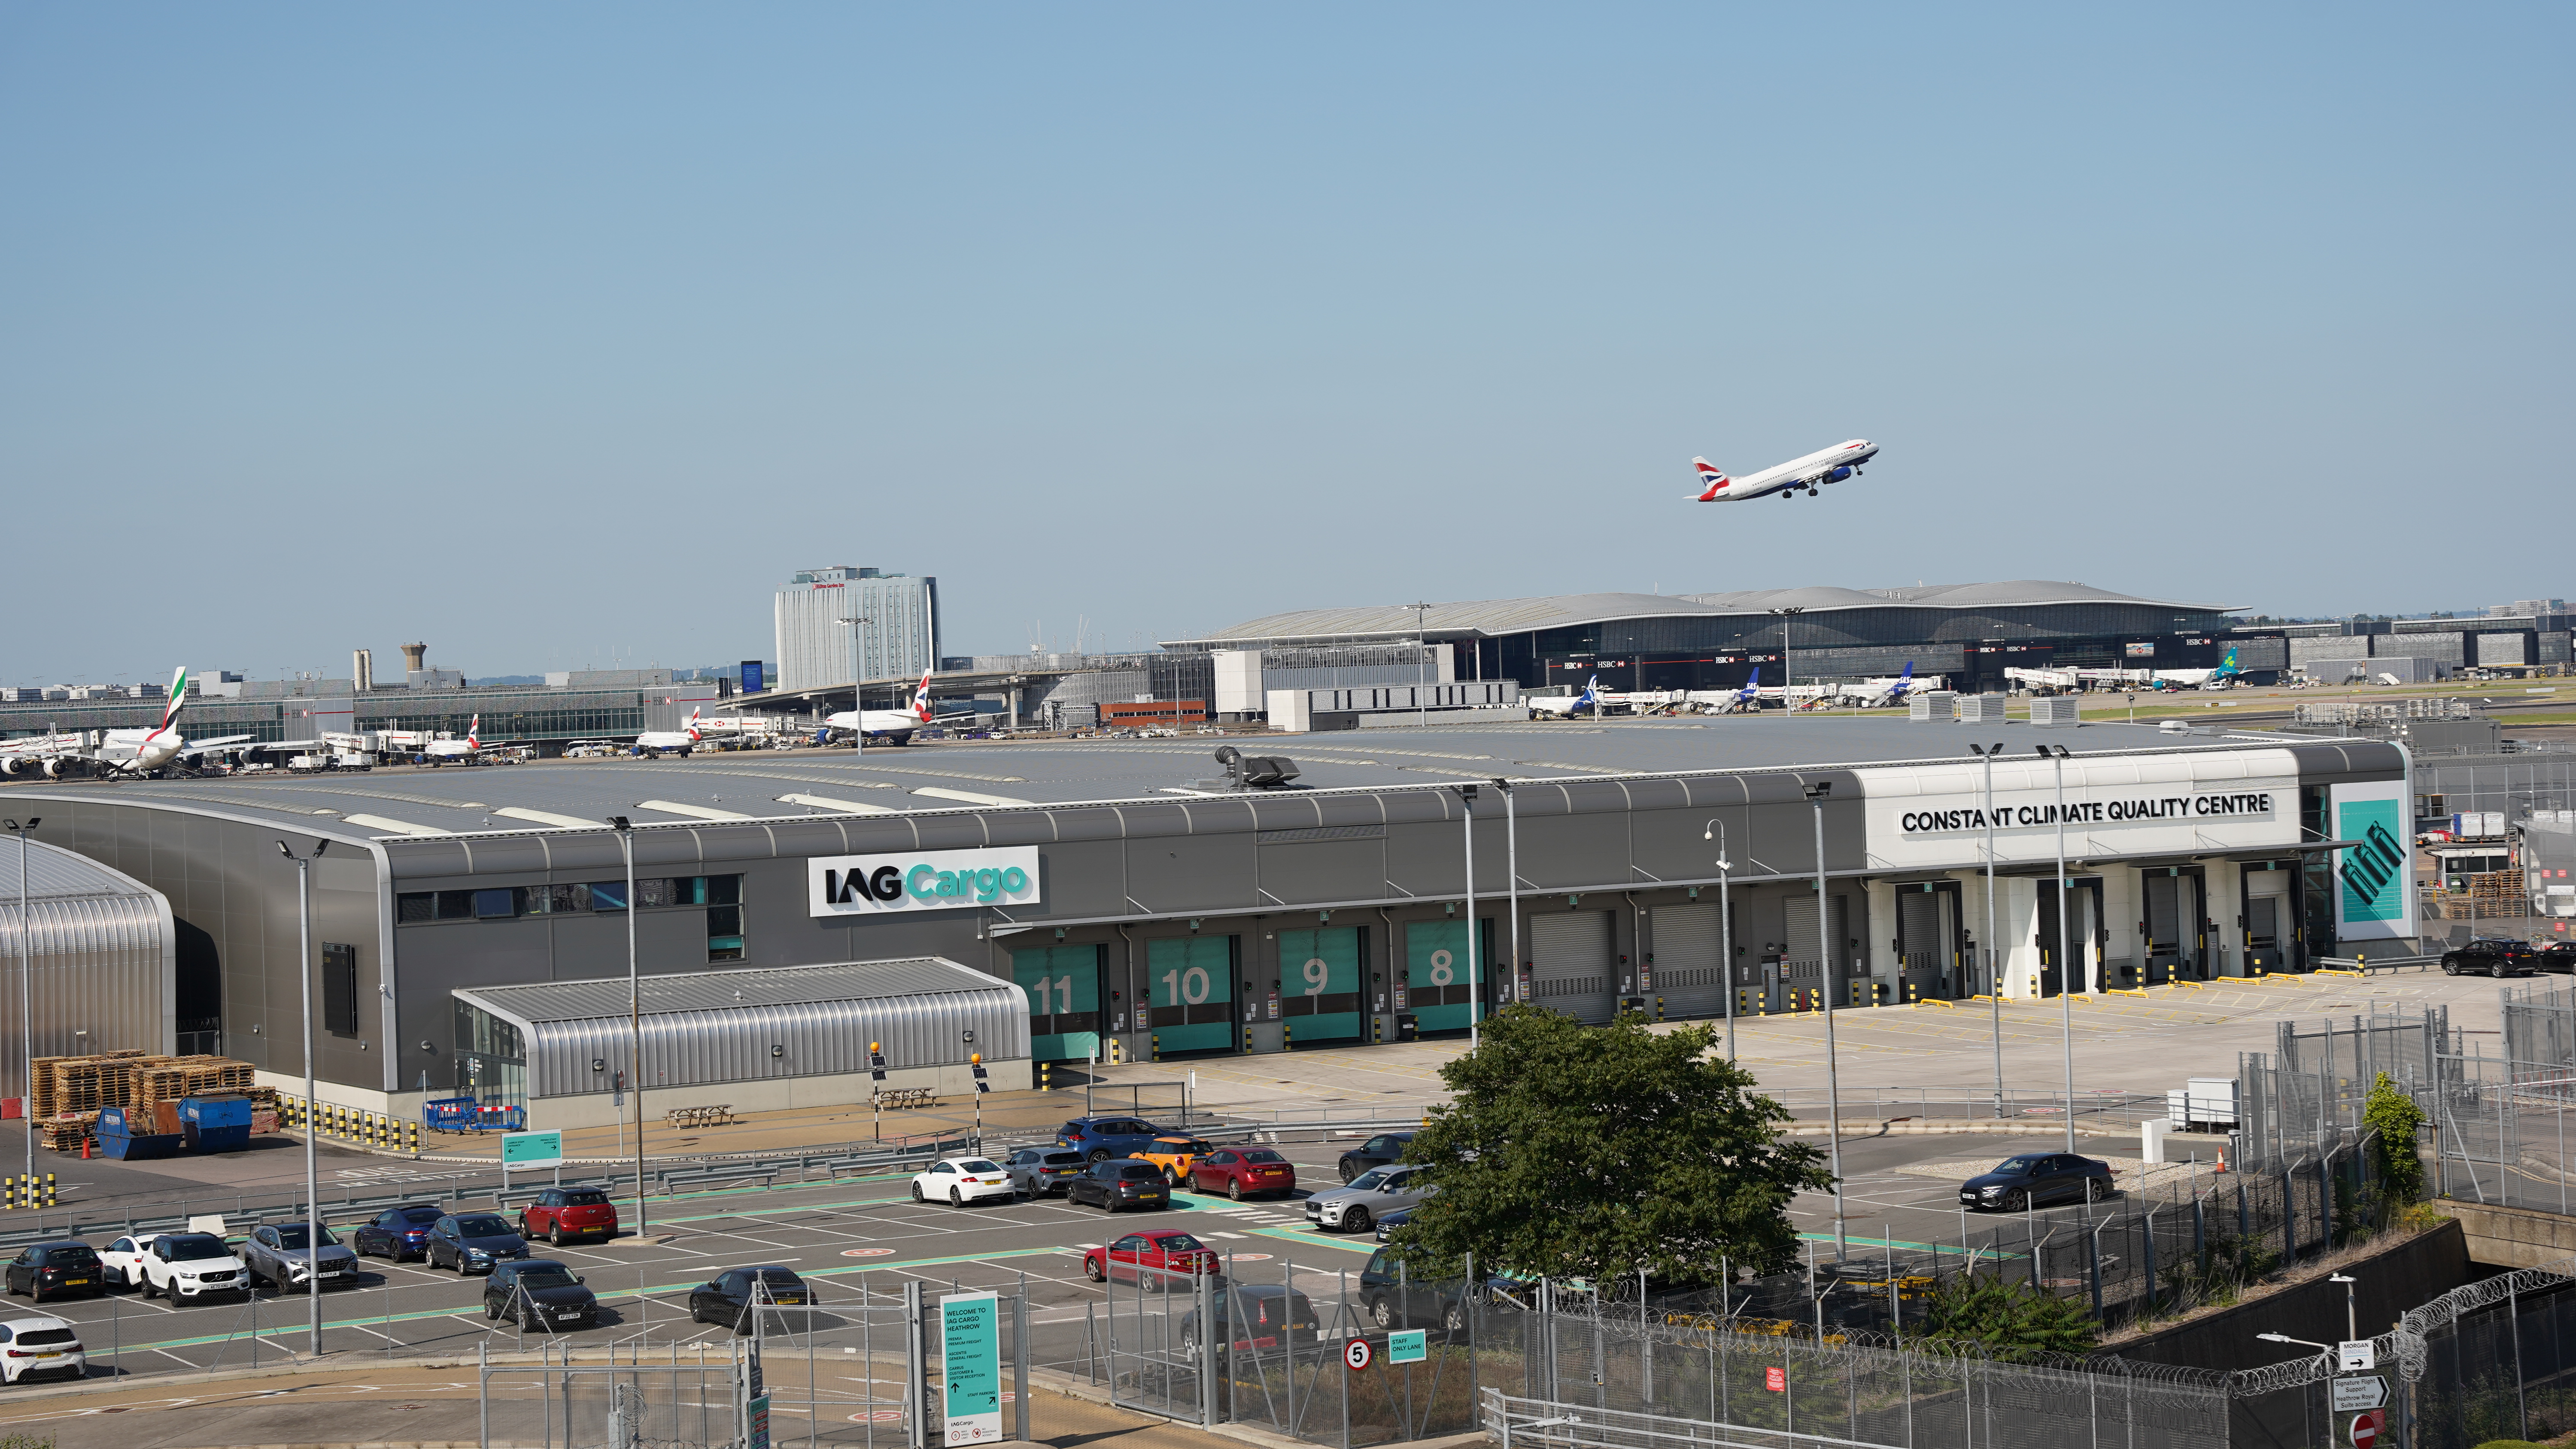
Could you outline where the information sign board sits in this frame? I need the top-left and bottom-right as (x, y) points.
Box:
(942, 1291), (1003, 1445)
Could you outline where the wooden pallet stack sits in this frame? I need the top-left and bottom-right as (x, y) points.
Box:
(30, 1049), (149, 1121)
(125, 1055), (255, 1115)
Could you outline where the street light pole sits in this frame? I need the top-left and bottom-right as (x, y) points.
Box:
(1456, 785), (1481, 1047)
(275, 837), (329, 1355)
(1404, 603), (1434, 728)
(607, 816), (647, 1241)
(1492, 779), (1517, 1018)
(1967, 743), (2005, 1118)
(6, 818), (38, 1188)
(1703, 818), (1735, 1061)
(1805, 782), (1848, 1263)
(835, 615), (873, 758)
(2038, 743), (2076, 1152)
(1768, 607), (1805, 717)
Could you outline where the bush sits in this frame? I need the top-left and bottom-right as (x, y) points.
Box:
(1907, 1273), (2100, 1361)
(2365, 1071), (2427, 1203)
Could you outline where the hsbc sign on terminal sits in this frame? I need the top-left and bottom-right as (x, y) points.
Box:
(809, 846), (1041, 915)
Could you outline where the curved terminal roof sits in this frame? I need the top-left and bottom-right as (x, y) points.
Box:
(1181, 581), (2238, 646)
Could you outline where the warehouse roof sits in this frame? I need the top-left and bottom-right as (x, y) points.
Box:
(6, 715), (2327, 842)
(0, 837), (165, 903)
(456, 957), (1011, 1025)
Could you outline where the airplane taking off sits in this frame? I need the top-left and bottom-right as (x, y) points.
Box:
(821, 671), (935, 746)
(0, 668), (251, 779)
(1692, 440), (1879, 503)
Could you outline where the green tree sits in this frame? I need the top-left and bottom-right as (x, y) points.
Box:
(1394, 1005), (1832, 1285)
(1907, 1274), (2101, 1360)
(2364, 1070), (2427, 1203)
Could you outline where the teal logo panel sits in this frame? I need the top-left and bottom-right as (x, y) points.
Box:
(2336, 799), (2406, 924)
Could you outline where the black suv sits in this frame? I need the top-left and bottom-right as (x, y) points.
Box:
(2443, 939), (2539, 978)
(1357, 1247), (1482, 1332)
(2535, 943), (2576, 974)
(1337, 1132), (1415, 1184)
(1068, 1160), (1168, 1213)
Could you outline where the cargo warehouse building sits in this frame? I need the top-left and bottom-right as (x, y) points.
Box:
(9, 715), (2412, 1128)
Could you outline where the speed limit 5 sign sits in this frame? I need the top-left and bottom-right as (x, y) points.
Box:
(1343, 1337), (1374, 1371)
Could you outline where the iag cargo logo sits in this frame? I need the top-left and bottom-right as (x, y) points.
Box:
(2336, 802), (2406, 923)
(807, 846), (1041, 916)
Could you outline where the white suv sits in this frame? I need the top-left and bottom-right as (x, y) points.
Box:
(102, 1231), (248, 1302)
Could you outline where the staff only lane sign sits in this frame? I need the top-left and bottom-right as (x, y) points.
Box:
(808, 846), (1042, 916)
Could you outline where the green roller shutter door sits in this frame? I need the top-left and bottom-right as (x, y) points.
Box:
(1404, 920), (1479, 1032)
(1276, 927), (1364, 1045)
(1007, 943), (1103, 1062)
(1147, 936), (1237, 1054)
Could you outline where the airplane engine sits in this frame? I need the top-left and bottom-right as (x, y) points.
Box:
(1825, 466), (1855, 483)
(0, 758), (20, 776)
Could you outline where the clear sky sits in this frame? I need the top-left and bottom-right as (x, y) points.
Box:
(3, 6), (2568, 684)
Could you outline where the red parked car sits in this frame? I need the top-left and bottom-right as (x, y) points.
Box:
(517, 1187), (620, 1245)
(1083, 1230), (1216, 1286)
(1188, 1146), (1299, 1201)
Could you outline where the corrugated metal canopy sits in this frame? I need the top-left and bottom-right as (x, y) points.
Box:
(0, 839), (172, 1098)
(1174, 592), (1725, 644)
(454, 957), (1030, 1099)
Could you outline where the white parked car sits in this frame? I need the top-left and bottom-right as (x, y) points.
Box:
(909, 1156), (1017, 1207)
(0, 1314), (84, 1383)
(99, 1231), (249, 1302)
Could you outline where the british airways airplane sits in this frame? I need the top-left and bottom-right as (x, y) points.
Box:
(1692, 440), (1879, 502)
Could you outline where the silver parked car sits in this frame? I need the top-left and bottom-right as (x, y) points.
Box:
(1303, 1164), (1434, 1234)
(241, 1222), (361, 1292)
(1002, 1146), (1089, 1198)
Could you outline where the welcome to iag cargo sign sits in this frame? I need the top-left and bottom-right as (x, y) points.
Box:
(808, 846), (1041, 916)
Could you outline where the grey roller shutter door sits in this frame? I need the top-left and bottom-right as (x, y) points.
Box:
(1650, 903), (1729, 1019)
(1899, 893), (1941, 962)
(1784, 894), (1850, 991)
(1528, 911), (1616, 1024)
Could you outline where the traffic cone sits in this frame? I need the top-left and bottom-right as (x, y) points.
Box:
(80, 1136), (91, 1161)
(2214, 1146), (2228, 1174)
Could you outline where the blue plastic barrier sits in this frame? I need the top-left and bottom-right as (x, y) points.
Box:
(423, 1096), (525, 1133)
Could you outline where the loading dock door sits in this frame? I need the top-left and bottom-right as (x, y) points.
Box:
(1649, 903), (1729, 1019)
(1276, 927), (1364, 1046)
(1784, 895), (1850, 1003)
(2144, 873), (2203, 980)
(2245, 870), (2290, 973)
(1007, 943), (1104, 1062)
(1529, 911), (1616, 1024)
(1404, 920), (1479, 1033)
(1147, 936), (1237, 1054)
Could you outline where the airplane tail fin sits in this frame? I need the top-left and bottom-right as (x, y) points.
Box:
(912, 670), (933, 722)
(1691, 458), (1732, 502)
(467, 715), (481, 749)
(145, 666), (188, 742)
(685, 707), (703, 742)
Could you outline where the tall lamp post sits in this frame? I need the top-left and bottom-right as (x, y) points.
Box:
(1403, 603), (1434, 727)
(1492, 779), (1518, 1016)
(1768, 606), (1805, 716)
(1454, 785), (1481, 1046)
(606, 816), (647, 1239)
(1966, 743), (2005, 1118)
(1702, 818), (1736, 1062)
(1805, 780), (1848, 1263)
(5, 817), (37, 1186)
(2037, 743), (2077, 1152)
(274, 838), (329, 1355)
(835, 615), (872, 757)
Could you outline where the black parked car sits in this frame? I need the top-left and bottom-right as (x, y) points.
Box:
(3, 1242), (103, 1303)
(1178, 1284), (1319, 1360)
(353, 1204), (444, 1261)
(2444, 939), (2539, 978)
(2539, 943), (2576, 974)
(1337, 1132), (1415, 1184)
(1959, 1153), (2115, 1212)
(425, 1213), (530, 1275)
(688, 1266), (812, 1335)
(1067, 1160), (1168, 1213)
(483, 1259), (599, 1331)
(1054, 1117), (1170, 1164)
(1356, 1247), (1483, 1331)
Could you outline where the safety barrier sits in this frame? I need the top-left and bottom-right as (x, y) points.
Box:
(278, 1097), (423, 1153)
(1, 1173), (56, 1210)
(422, 1096), (523, 1134)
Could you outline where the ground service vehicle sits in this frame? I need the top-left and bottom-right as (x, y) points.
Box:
(1069, 1160), (1169, 1213)
(1959, 1153), (2115, 1211)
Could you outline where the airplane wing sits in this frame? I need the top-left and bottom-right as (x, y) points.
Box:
(176, 735), (260, 757)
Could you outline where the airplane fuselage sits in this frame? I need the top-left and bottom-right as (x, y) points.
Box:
(1694, 440), (1879, 502)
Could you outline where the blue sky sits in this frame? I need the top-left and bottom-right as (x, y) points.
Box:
(3, 6), (2567, 683)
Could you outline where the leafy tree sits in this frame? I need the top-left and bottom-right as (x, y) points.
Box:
(1393, 1005), (1831, 1286)
(2364, 1070), (2427, 1202)
(1907, 1274), (2100, 1360)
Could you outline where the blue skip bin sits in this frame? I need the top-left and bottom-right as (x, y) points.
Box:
(179, 1095), (253, 1153)
(97, 1106), (183, 1160)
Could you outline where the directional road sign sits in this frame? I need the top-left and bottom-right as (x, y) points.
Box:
(2330, 1377), (2389, 1412)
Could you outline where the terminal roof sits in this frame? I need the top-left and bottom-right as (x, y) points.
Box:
(9, 715), (2305, 841)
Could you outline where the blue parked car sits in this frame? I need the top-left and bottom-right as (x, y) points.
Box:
(1958, 1153), (2114, 1212)
(1055, 1116), (1172, 1164)
(354, 1204), (444, 1262)
(425, 1212), (531, 1275)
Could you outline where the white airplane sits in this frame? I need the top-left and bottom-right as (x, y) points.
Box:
(1692, 440), (1880, 503)
(414, 715), (519, 766)
(1528, 674), (1602, 719)
(0, 668), (253, 779)
(630, 708), (706, 758)
(1833, 662), (1940, 706)
(2150, 646), (2245, 691)
(820, 671), (934, 746)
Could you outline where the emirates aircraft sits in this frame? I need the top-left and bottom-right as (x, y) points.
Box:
(1692, 440), (1879, 502)
(0, 668), (249, 778)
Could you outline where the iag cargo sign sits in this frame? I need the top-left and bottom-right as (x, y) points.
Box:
(808, 847), (1041, 916)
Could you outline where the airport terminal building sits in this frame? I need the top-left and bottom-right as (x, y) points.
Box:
(7, 714), (2412, 1128)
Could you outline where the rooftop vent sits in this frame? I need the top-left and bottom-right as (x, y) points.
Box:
(1194, 745), (1302, 791)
